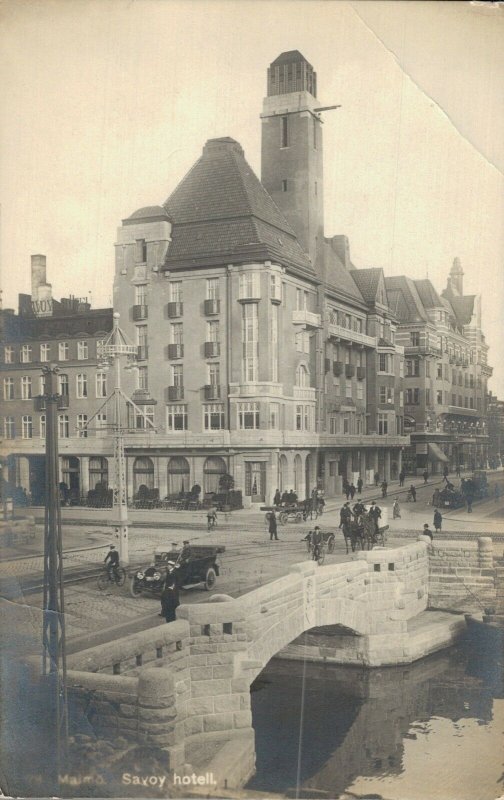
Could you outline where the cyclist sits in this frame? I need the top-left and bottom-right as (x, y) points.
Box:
(207, 508), (217, 530)
(104, 545), (120, 582)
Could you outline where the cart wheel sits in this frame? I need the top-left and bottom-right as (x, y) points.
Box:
(295, 512), (303, 523)
(205, 567), (217, 591)
(129, 577), (143, 598)
(279, 512), (288, 525)
(327, 535), (335, 554)
(116, 567), (126, 586)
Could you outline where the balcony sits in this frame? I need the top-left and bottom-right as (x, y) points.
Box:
(229, 382), (283, 397)
(328, 322), (376, 348)
(204, 298), (220, 315)
(404, 344), (441, 357)
(318, 433), (410, 448)
(356, 366), (366, 381)
(292, 309), (322, 328)
(293, 386), (316, 402)
(167, 385), (184, 401)
(167, 343), (184, 359)
(333, 361), (343, 376)
(137, 345), (149, 361)
(345, 364), (355, 378)
(167, 301), (183, 318)
(204, 341), (220, 358)
(132, 304), (148, 321)
(204, 385), (221, 400)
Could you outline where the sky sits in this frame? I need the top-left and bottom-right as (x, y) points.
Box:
(1, 0), (503, 393)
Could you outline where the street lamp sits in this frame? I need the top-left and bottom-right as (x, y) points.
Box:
(86, 313), (155, 564)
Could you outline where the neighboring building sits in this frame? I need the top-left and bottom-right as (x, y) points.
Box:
(113, 51), (409, 505)
(487, 392), (504, 469)
(0, 255), (113, 503)
(385, 259), (492, 474)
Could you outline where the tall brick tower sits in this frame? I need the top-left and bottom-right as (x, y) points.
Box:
(261, 51), (324, 269)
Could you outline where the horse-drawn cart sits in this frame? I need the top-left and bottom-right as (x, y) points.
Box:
(342, 515), (389, 553)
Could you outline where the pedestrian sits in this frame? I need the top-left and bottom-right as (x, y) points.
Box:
(422, 523), (434, 541)
(456, 464), (461, 478)
(160, 575), (180, 622)
(342, 477), (349, 496)
(269, 511), (279, 540)
(392, 499), (401, 519)
(433, 508), (442, 532)
(381, 480), (388, 498)
(104, 545), (120, 581)
(369, 500), (382, 531)
(443, 465), (449, 480)
(345, 483), (351, 501)
(357, 476), (363, 494)
(349, 483), (356, 500)
(273, 488), (281, 507)
(422, 470), (429, 484)
(409, 485), (417, 502)
(466, 495), (473, 514)
(399, 470), (405, 488)
(311, 526), (323, 559)
(374, 472), (380, 487)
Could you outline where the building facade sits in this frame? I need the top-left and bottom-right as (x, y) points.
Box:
(487, 393), (504, 469)
(0, 256), (113, 503)
(113, 51), (409, 505)
(385, 260), (492, 474)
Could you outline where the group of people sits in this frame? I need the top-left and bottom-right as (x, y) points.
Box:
(339, 498), (383, 531)
(273, 489), (298, 506)
(342, 476), (363, 500)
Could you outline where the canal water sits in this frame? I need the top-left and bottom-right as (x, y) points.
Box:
(248, 626), (503, 800)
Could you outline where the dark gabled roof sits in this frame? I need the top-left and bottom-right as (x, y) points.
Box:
(384, 276), (428, 323)
(271, 50), (311, 67)
(321, 239), (366, 306)
(350, 268), (385, 305)
(413, 279), (443, 309)
(448, 295), (476, 326)
(162, 138), (314, 276)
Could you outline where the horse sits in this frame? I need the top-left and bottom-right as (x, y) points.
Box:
(342, 519), (365, 553)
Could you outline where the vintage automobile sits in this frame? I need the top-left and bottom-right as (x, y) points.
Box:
(129, 544), (225, 597)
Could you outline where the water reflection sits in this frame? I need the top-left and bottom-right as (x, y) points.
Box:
(248, 628), (503, 798)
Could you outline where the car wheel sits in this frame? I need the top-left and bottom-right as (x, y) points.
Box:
(129, 577), (143, 598)
(205, 567), (217, 591)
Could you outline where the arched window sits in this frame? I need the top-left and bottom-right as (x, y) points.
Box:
(89, 457), (108, 490)
(278, 454), (288, 493)
(167, 456), (190, 495)
(296, 363), (310, 387)
(133, 456), (154, 493)
(203, 456), (226, 494)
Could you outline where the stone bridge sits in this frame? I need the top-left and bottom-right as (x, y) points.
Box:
(65, 537), (496, 791)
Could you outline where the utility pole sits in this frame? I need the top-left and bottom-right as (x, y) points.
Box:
(87, 312), (154, 565)
(40, 363), (68, 787)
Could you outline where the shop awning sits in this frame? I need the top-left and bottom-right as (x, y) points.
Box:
(428, 443), (449, 462)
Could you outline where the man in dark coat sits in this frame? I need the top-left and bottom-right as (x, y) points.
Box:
(422, 470), (429, 484)
(160, 576), (180, 622)
(433, 508), (442, 532)
(357, 476), (363, 494)
(273, 489), (281, 507)
(339, 502), (352, 529)
(369, 501), (382, 531)
(269, 511), (279, 541)
(399, 470), (405, 487)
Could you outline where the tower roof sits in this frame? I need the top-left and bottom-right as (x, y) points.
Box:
(162, 138), (314, 276)
(124, 205), (171, 225)
(271, 50), (313, 68)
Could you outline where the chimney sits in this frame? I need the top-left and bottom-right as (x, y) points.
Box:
(31, 254), (52, 304)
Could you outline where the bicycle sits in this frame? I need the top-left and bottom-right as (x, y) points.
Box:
(311, 540), (326, 565)
(97, 566), (126, 590)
